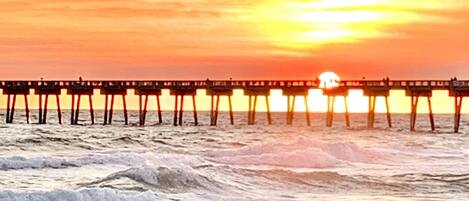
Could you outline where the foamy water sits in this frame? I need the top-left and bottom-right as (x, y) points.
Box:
(0, 111), (468, 201)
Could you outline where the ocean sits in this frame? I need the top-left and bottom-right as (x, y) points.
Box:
(0, 111), (468, 201)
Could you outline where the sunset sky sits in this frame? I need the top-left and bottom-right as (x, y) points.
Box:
(1, 0), (469, 114)
(1, 0), (469, 79)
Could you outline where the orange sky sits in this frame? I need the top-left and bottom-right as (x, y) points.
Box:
(1, 0), (469, 79)
(1, 1), (469, 114)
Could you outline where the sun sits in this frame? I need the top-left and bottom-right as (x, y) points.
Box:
(319, 71), (340, 88)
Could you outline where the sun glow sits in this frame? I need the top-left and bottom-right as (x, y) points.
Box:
(319, 71), (340, 88)
(247, 0), (457, 49)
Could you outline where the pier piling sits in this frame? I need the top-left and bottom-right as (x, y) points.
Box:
(3, 82), (30, 124)
(363, 83), (393, 128)
(24, 94), (30, 124)
(406, 86), (434, 131)
(323, 87), (349, 127)
(283, 85), (310, 126)
(170, 83), (197, 126)
(101, 82), (127, 125)
(454, 96), (463, 133)
(42, 95), (48, 124)
(207, 84), (234, 126)
(56, 95), (61, 124)
(9, 95), (16, 123)
(68, 82), (94, 125)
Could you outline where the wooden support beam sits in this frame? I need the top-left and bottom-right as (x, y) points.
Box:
(410, 96), (419, 131)
(138, 95), (143, 126)
(122, 95), (128, 125)
(326, 96), (336, 127)
(385, 96), (392, 128)
(38, 94), (42, 124)
(248, 95), (252, 125)
(173, 95), (178, 126)
(192, 95), (198, 126)
(156, 95), (162, 124)
(252, 95), (258, 125)
(42, 95), (49, 124)
(326, 96), (331, 127)
(178, 95), (184, 126)
(454, 96), (463, 133)
(228, 96), (234, 125)
(210, 95), (215, 126)
(367, 96), (392, 128)
(266, 96), (272, 125)
(5, 94), (10, 123)
(344, 96), (350, 127)
(304, 96), (311, 126)
(427, 97), (435, 131)
(103, 94), (108, 125)
(9, 95), (16, 123)
(89, 95), (95, 125)
(24, 95), (30, 124)
(367, 96), (376, 128)
(74, 95), (81, 125)
(290, 96), (296, 125)
(214, 95), (220, 125)
(140, 95), (147, 126)
(108, 94), (114, 124)
(70, 95), (75, 125)
(286, 95), (290, 125)
(56, 95), (61, 124)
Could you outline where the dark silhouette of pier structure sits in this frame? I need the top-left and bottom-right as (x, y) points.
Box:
(1, 79), (468, 133)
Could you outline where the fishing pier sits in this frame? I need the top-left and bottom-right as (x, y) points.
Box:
(1, 79), (468, 133)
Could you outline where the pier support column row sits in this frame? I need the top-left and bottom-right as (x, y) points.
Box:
(409, 96), (435, 131)
(173, 95), (198, 126)
(367, 96), (392, 128)
(326, 96), (350, 127)
(70, 94), (94, 125)
(5, 94), (29, 124)
(138, 95), (163, 126)
(103, 94), (127, 125)
(210, 95), (234, 126)
(38, 94), (61, 124)
(286, 95), (310, 126)
(247, 95), (271, 125)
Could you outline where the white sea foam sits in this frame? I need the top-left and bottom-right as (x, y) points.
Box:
(0, 188), (157, 201)
(208, 138), (382, 168)
(0, 153), (145, 170)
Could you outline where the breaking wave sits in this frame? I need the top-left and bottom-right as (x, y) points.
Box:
(208, 138), (383, 168)
(89, 166), (223, 193)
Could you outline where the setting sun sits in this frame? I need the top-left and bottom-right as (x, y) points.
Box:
(319, 71), (340, 88)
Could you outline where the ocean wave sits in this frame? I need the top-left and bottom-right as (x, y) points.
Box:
(232, 168), (408, 193)
(207, 138), (382, 168)
(0, 153), (145, 171)
(88, 166), (223, 193)
(0, 188), (157, 201)
(394, 173), (469, 184)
